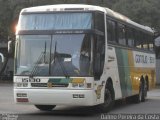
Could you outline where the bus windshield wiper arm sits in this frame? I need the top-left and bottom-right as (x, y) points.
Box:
(30, 41), (47, 78)
(29, 52), (44, 78)
(56, 53), (70, 78)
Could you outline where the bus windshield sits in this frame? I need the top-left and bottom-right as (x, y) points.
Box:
(19, 13), (92, 30)
(15, 34), (93, 77)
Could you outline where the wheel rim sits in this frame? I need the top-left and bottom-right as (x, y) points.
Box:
(104, 89), (112, 107)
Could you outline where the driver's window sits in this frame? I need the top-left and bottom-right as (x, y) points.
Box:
(80, 35), (91, 74)
(94, 35), (105, 80)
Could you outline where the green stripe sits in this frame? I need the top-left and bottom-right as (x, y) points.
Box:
(48, 78), (72, 84)
(115, 48), (132, 97)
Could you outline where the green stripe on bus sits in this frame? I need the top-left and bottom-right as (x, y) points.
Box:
(115, 48), (132, 97)
(48, 78), (72, 84)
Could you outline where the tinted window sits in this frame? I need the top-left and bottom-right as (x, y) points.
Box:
(107, 19), (116, 43)
(20, 13), (92, 30)
(126, 27), (135, 47)
(16, 34), (93, 77)
(135, 31), (142, 48)
(95, 12), (105, 33)
(94, 35), (105, 80)
(149, 35), (154, 51)
(118, 23), (126, 45)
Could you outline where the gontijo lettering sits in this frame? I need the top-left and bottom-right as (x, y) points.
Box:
(135, 54), (155, 64)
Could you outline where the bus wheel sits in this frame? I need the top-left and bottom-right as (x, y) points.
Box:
(99, 83), (115, 112)
(141, 80), (147, 102)
(35, 105), (56, 111)
(133, 81), (146, 103)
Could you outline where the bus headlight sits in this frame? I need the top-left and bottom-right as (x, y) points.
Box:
(72, 83), (79, 88)
(79, 83), (85, 88)
(15, 83), (22, 87)
(71, 78), (86, 88)
(72, 83), (85, 88)
(71, 78), (92, 88)
(15, 83), (28, 88)
(23, 83), (28, 87)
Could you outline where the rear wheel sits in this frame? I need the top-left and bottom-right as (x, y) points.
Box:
(133, 80), (146, 103)
(35, 105), (56, 111)
(141, 80), (147, 102)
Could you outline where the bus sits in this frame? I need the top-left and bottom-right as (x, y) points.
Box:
(14, 4), (155, 112)
(0, 41), (14, 81)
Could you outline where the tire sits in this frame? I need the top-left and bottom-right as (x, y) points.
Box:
(133, 81), (146, 103)
(99, 82), (115, 112)
(141, 80), (147, 102)
(35, 105), (56, 111)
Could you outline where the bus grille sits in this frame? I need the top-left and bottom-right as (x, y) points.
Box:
(31, 83), (68, 87)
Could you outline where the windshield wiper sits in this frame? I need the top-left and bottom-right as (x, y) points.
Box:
(30, 41), (48, 77)
(29, 52), (44, 78)
(29, 40), (70, 78)
(51, 41), (70, 78)
(44, 41), (47, 63)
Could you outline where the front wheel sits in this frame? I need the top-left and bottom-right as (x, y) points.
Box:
(99, 83), (115, 112)
(35, 105), (56, 111)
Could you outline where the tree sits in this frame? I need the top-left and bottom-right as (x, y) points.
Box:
(112, 0), (160, 31)
(0, 0), (160, 42)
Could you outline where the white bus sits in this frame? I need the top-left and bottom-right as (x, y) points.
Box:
(14, 4), (155, 112)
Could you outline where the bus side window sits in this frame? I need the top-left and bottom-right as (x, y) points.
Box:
(94, 35), (105, 80)
(126, 27), (135, 47)
(118, 23), (126, 45)
(107, 19), (116, 43)
(80, 35), (91, 74)
(135, 31), (142, 48)
(142, 33), (149, 50)
(95, 12), (105, 33)
(149, 35), (154, 51)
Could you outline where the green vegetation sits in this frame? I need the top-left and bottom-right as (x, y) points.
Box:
(0, 0), (160, 41)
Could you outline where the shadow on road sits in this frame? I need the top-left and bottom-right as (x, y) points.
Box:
(27, 106), (101, 116)
(22, 99), (149, 117)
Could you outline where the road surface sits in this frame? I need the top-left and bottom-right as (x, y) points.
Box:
(0, 83), (160, 120)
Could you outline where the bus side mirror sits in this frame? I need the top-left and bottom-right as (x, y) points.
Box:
(8, 40), (14, 55)
(0, 53), (4, 63)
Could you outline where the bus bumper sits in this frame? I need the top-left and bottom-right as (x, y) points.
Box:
(14, 89), (97, 106)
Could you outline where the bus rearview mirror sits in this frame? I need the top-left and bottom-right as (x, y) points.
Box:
(8, 40), (14, 54)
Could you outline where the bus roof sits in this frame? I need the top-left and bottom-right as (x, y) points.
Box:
(21, 4), (154, 34)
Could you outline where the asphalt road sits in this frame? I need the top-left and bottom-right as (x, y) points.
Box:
(0, 83), (160, 120)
